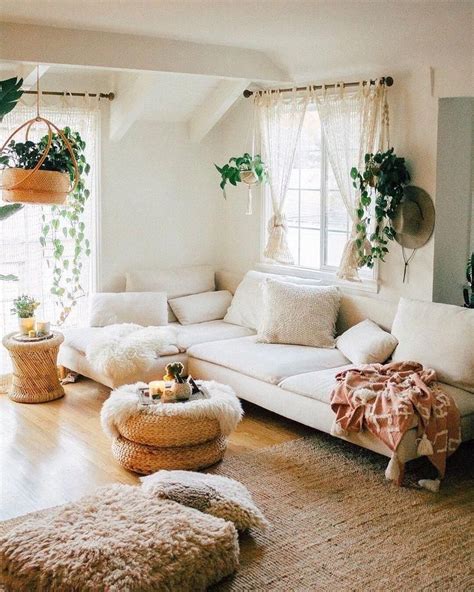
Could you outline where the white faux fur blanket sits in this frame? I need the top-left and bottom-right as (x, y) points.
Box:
(85, 324), (178, 381)
(101, 381), (243, 438)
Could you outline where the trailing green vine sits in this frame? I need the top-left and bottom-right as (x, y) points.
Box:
(38, 128), (91, 325)
(351, 148), (410, 268)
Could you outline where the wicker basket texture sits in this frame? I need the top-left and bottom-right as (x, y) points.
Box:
(112, 435), (227, 475)
(2, 168), (70, 205)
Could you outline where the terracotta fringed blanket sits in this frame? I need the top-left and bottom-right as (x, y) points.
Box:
(330, 361), (461, 487)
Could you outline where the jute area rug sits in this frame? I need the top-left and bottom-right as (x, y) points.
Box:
(1, 434), (473, 591)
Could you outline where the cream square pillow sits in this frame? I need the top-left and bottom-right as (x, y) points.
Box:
(336, 319), (398, 364)
(258, 280), (340, 347)
(89, 292), (168, 327)
(140, 470), (268, 531)
(391, 298), (474, 393)
(224, 270), (321, 330)
(126, 265), (215, 322)
(169, 291), (233, 325)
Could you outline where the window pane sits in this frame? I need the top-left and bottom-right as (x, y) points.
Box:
(327, 190), (349, 231)
(287, 227), (299, 266)
(300, 190), (320, 228)
(288, 167), (299, 189)
(327, 231), (347, 267)
(300, 150), (321, 189)
(327, 161), (339, 191)
(300, 108), (321, 147)
(285, 189), (299, 226)
(300, 229), (320, 269)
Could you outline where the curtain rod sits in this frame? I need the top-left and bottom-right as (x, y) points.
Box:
(22, 90), (115, 101)
(243, 76), (393, 98)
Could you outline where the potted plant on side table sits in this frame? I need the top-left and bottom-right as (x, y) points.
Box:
(463, 253), (474, 309)
(11, 294), (40, 335)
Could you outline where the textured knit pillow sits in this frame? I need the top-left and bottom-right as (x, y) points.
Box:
(140, 470), (268, 531)
(89, 292), (168, 327)
(169, 291), (233, 325)
(258, 280), (340, 347)
(336, 319), (398, 364)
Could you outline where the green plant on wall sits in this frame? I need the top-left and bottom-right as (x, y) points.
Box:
(0, 77), (24, 281)
(35, 128), (91, 324)
(463, 252), (474, 308)
(351, 148), (410, 268)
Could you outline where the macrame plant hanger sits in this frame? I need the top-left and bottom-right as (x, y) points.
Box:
(0, 66), (79, 205)
(241, 99), (259, 215)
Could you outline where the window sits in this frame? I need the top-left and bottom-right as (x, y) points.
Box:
(264, 106), (352, 271)
(0, 103), (99, 373)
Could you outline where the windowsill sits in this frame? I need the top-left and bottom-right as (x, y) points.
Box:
(255, 262), (379, 294)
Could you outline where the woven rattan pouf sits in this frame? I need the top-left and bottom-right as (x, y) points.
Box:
(101, 381), (242, 475)
(2, 332), (65, 403)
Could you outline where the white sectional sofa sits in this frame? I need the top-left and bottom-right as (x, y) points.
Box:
(59, 267), (474, 467)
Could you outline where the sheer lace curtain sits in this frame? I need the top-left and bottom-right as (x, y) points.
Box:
(314, 82), (389, 280)
(256, 90), (308, 264)
(0, 97), (100, 373)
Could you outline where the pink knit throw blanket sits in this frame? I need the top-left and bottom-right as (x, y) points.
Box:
(330, 361), (461, 482)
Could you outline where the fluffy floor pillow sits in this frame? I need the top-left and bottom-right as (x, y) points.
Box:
(0, 484), (239, 592)
(140, 470), (268, 531)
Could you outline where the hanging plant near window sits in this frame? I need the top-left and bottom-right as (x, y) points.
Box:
(215, 153), (267, 197)
(32, 127), (92, 325)
(351, 148), (410, 268)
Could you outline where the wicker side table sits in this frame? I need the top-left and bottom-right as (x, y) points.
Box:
(2, 332), (65, 403)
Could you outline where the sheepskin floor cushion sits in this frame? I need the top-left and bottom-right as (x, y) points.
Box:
(0, 484), (239, 592)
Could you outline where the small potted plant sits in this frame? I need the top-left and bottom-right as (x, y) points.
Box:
(215, 153), (266, 198)
(463, 252), (474, 309)
(163, 362), (192, 402)
(11, 294), (40, 334)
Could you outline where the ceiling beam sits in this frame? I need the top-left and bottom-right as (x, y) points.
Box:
(0, 22), (289, 83)
(188, 79), (249, 143)
(109, 73), (152, 141)
(21, 64), (51, 89)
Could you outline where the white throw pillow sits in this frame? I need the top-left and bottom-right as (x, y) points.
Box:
(89, 292), (168, 327)
(224, 270), (321, 330)
(258, 280), (340, 347)
(169, 291), (233, 325)
(126, 265), (215, 322)
(391, 298), (474, 393)
(140, 470), (268, 531)
(336, 319), (398, 364)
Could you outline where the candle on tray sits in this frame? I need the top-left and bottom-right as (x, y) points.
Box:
(36, 320), (50, 336)
(149, 380), (165, 397)
(28, 330), (37, 338)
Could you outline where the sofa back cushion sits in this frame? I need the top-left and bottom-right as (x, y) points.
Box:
(258, 280), (341, 348)
(89, 292), (168, 327)
(224, 270), (321, 330)
(169, 291), (233, 325)
(126, 265), (215, 322)
(391, 298), (474, 393)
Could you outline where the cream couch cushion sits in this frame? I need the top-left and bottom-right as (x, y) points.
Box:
(188, 336), (349, 385)
(176, 321), (255, 351)
(169, 291), (232, 325)
(89, 292), (168, 327)
(391, 298), (474, 393)
(336, 319), (398, 364)
(258, 280), (340, 348)
(224, 270), (321, 330)
(126, 265), (215, 322)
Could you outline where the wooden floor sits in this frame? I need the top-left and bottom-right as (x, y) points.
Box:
(0, 378), (312, 520)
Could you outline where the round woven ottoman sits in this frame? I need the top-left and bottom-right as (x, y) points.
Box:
(101, 381), (242, 474)
(2, 331), (65, 403)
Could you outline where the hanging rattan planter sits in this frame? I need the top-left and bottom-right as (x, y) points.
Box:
(0, 115), (79, 205)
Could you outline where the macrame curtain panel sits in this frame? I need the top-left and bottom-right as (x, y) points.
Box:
(254, 80), (390, 277)
(255, 89), (308, 264)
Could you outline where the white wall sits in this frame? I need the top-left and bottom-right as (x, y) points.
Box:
(99, 118), (223, 291)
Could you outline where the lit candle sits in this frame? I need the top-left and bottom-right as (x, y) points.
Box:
(28, 330), (37, 338)
(149, 380), (165, 397)
(36, 320), (50, 336)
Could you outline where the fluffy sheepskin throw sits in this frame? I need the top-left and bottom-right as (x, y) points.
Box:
(85, 323), (177, 381)
(0, 484), (239, 592)
(101, 381), (243, 439)
(140, 470), (268, 532)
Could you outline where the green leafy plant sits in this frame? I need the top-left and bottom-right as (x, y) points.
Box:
(215, 153), (266, 197)
(30, 127), (92, 325)
(463, 252), (474, 308)
(0, 77), (23, 123)
(10, 294), (40, 318)
(0, 203), (23, 280)
(351, 148), (410, 268)
(164, 362), (185, 383)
